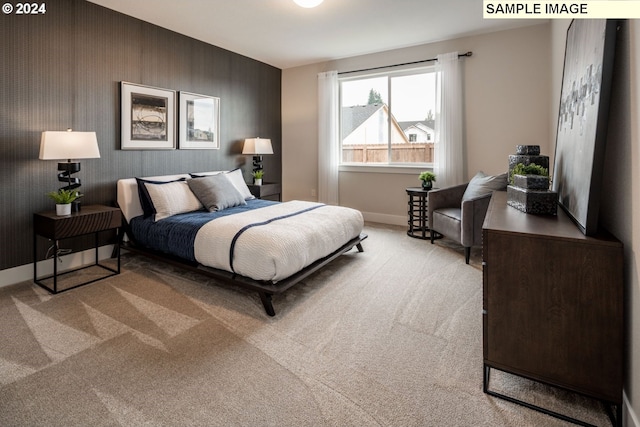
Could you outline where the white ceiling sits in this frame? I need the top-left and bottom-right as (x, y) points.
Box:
(87, 0), (543, 69)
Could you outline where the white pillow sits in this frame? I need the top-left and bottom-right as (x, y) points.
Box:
(144, 180), (203, 221)
(225, 168), (255, 200)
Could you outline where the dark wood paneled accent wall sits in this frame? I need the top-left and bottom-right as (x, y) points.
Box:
(0, 0), (282, 270)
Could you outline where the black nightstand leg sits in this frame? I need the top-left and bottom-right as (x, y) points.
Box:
(116, 229), (121, 273)
(33, 231), (37, 285)
(53, 239), (59, 293)
(95, 232), (99, 264)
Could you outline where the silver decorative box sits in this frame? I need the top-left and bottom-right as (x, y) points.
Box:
(507, 185), (557, 215)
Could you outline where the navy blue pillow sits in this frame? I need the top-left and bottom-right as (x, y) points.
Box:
(135, 177), (186, 218)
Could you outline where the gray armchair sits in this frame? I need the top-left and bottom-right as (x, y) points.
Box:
(427, 172), (507, 264)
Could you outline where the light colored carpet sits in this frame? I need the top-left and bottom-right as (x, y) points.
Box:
(0, 223), (609, 426)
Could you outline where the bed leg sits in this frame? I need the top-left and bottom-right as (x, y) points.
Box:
(259, 292), (276, 317)
(356, 243), (364, 252)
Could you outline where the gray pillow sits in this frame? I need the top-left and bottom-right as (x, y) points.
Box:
(188, 174), (247, 212)
(462, 171), (508, 201)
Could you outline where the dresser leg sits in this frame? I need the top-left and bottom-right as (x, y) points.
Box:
(484, 365), (611, 427)
(483, 364), (490, 393)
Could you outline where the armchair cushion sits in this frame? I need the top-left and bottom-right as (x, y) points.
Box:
(427, 183), (468, 226)
(432, 207), (463, 244)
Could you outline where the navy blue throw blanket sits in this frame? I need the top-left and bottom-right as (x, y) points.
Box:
(129, 199), (277, 261)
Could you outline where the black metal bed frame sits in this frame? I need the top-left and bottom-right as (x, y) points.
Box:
(120, 232), (367, 316)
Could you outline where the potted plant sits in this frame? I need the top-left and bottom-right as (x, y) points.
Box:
(418, 171), (436, 190)
(509, 162), (549, 186)
(46, 189), (79, 216)
(252, 170), (264, 185)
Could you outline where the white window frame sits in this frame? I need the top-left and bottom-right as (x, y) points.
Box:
(338, 66), (437, 174)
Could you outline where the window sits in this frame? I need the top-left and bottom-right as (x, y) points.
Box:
(340, 67), (436, 166)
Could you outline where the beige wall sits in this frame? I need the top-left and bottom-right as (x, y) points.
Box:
(549, 19), (640, 427)
(282, 23), (551, 224)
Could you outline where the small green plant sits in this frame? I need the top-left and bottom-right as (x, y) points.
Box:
(418, 171), (436, 183)
(510, 163), (548, 184)
(46, 189), (79, 204)
(252, 170), (264, 179)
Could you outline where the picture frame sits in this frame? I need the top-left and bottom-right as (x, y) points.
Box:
(121, 82), (175, 150)
(552, 20), (617, 235)
(178, 91), (220, 149)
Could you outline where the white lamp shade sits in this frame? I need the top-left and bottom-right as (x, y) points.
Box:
(242, 138), (273, 155)
(39, 131), (100, 160)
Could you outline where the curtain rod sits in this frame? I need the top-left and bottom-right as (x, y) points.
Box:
(337, 51), (472, 75)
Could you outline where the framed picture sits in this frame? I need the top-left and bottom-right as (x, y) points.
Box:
(178, 91), (220, 149)
(552, 20), (617, 235)
(121, 82), (175, 150)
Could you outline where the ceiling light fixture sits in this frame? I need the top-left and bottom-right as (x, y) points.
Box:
(293, 0), (324, 8)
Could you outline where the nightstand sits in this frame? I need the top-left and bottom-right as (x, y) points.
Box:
(406, 187), (440, 239)
(247, 183), (282, 201)
(33, 205), (122, 293)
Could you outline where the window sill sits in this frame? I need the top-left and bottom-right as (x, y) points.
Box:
(339, 164), (433, 175)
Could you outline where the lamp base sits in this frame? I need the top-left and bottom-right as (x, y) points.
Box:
(57, 161), (81, 191)
(57, 161), (83, 211)
(252, 155), (263, 173)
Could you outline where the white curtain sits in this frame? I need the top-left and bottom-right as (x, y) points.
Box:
(435, 52), (465, 188)
(317, 71), (339, 205)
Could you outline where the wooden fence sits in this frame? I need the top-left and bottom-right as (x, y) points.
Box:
(342, 143), (434, 163)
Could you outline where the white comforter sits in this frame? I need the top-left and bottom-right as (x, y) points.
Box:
(194, 201), (364, 282)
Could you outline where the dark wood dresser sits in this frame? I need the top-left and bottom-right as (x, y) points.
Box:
(482, 191), (623, 426)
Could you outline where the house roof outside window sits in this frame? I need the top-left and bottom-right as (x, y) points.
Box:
(341, 104), (409, 145)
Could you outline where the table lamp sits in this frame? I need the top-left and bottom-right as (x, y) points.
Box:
(242, 137), (273, 175)
(39, 129), (100, 211)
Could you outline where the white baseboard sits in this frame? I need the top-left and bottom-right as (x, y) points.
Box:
(362, 211), (406, 226)
(625, 391), (639, 427)
(0, 245), (116, 288)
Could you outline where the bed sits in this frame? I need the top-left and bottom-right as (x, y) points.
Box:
(116, 170), (367, 316)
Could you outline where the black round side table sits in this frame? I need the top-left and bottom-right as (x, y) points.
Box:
(406, 187), (433, 239)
